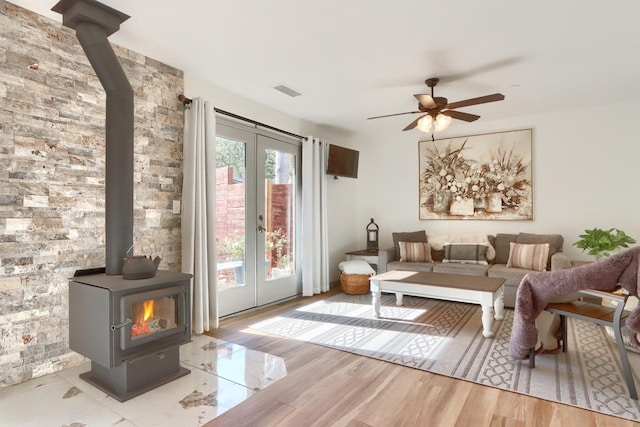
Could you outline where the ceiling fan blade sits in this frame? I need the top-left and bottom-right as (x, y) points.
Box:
(403, 114), (428, 131)
(367, 111), (421, 120)
(442, 110), (480, 122)
(435, 57), (523, 83)
(445, 93), (505, 110)
(414, 94), (436, 108)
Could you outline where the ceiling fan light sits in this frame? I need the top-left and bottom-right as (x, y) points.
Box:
(435, 114), (452, 132)
(417, 115), (433, 133)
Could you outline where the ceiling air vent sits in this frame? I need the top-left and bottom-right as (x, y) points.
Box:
(273, 84), (302, 98)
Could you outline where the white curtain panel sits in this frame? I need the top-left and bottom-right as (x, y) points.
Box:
(301, 137), (330, 295)
(181, 98), (218, 332)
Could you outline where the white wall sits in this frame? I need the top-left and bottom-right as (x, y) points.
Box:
(352, 101), (640, 262)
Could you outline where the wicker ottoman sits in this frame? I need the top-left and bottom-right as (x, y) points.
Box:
(340, 272), (371, 295)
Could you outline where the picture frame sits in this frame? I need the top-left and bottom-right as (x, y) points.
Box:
(418, 129), (533, 220)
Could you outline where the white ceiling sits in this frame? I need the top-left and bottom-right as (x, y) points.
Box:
(9, 0), (640, 133)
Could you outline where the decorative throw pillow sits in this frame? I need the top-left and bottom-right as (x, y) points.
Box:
(516, 233), (564, 270)
(442, 243), (489, 265)
(506, 242), (550, 271)
(398, 241), (433, 263)
(428, 234), (496, 261)
(494, 233), (519, 265)
(392, 231), (427, 260)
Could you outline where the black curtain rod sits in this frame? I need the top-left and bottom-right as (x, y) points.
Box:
(178, 94), (305, 140)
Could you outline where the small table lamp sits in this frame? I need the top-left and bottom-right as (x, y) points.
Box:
(366, 218), (379, 250)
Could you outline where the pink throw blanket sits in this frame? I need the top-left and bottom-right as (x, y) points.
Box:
(509, 247), (640, 359)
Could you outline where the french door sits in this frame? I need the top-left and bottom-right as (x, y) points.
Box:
(215, 121), (302, 317)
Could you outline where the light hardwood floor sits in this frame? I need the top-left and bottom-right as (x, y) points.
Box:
(205, 288), (640, 427)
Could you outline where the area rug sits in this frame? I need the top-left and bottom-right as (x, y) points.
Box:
(251, 292), (640, 421)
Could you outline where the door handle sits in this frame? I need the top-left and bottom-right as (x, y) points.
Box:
(258, 226), (266, 233)
(111, 318), (132, 331)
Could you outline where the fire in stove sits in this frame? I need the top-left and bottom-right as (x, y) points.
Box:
(131, 296), (178, 339)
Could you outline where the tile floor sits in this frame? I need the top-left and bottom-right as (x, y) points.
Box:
(0, 335), (287, 427)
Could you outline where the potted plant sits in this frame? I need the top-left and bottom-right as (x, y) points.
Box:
(218, 235), (245, 284)
(573, 228), (636, 259)
(266, 229), (291, 277)
(218, 235), (245, 261)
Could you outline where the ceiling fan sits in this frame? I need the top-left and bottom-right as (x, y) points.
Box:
(367, 77), (505, 133)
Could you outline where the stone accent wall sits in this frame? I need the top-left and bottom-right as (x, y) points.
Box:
(0, 2), (185, 388)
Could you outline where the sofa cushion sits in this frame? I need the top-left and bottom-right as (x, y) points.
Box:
(431, 248), (445, 263)
(387, 260), (434, 273)
(488, 264), (531, 283)
(506, 242), (549, 271)
(516, 233), (564, 270)
(399, 241), (433, 262)
(494, 233), (519, 265)
(432, 262), (490, 276)
(488, 264), (533, 308)
(428, 234), (496, 261)
(392, 231), (427, 260)
(443, 243), (489, 265)
(488, 263), (575, 308)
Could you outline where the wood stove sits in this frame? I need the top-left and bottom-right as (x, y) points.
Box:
(69, 270), (192, 401)
(52, 0), (194, 402)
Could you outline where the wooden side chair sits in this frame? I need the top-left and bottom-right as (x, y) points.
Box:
(528, 287), (638, 400)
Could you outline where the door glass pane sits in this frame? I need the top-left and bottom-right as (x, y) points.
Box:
(264, 149), (295, 280)
(215, 136), (246, 291)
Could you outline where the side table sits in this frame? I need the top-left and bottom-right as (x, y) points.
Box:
(571, 260), (601, 304)
(345, 249), (379, 273)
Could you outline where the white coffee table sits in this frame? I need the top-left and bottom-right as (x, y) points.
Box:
(369, 270), (505, 338)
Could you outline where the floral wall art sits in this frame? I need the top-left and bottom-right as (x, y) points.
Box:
(419, 129), (533, 220)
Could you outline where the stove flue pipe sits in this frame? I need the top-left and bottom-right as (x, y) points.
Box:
(53, 0), (133, 275)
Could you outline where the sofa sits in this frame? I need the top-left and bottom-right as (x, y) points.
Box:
(377, 231), (571, 308)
